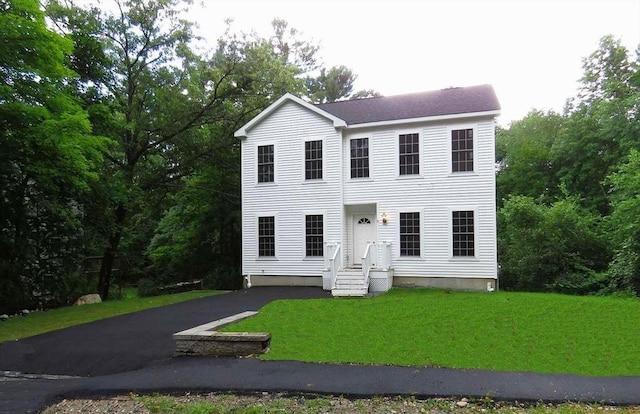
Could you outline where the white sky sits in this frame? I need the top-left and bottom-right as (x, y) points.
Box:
(187, 0), (640, 127)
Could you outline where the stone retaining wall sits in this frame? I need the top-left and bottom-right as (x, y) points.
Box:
(173, 311), (271, 357)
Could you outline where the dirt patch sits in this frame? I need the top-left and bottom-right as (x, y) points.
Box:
(41, 392), (640, 414)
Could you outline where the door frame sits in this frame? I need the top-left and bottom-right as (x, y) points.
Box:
(351, 213), (377, 266)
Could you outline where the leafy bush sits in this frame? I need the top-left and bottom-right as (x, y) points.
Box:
(498, 196), (609, 293)
(137, 278), (159, 297)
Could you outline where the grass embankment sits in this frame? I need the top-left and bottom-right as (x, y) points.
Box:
(0, 290), (223, 343)
(224, 289), (640, 376)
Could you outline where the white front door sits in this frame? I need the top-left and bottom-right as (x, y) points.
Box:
(352, 214), (376, 266)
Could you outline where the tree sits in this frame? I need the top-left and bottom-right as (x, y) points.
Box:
(306, 65), (380, 103)
(48, 0), (257, 299)
(0, 0), (107, 312)
(604, 150), (640, 294)
(496, 110), (564, 205)
(145, 19), (321, 289)
(552, 35), (640, 214)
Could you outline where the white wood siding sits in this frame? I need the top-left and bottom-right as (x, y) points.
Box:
(241, 101), (343, 278)
(343, 117), (497, 279)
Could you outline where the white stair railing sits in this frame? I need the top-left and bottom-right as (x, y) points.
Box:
(324, 242), (342, 290)
(378, 241), (392, 271)
(361, 242), (377, 288)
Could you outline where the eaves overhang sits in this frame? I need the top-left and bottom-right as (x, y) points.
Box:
(343, 110), (501, 130)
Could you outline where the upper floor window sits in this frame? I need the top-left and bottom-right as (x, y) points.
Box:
(400, 212), (420, 256)
(350, 138), (370, 178)
(452, 129), (474, 172)
(305, 214), (324, 257)
(452, 210), (475, 257)
(305, 140), (323, 180)
(399, 133), (419, 175)
(258, 216), (275, 257)
(257, 144), (274, 183)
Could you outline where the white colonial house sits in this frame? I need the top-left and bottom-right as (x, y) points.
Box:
(235, 84), (501, 296)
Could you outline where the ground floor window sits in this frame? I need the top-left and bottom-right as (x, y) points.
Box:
(258, 216), (275, 257)
(400, 212), (420, 256)
(305, 214), (324, 257)
(453, 210), (474, 257)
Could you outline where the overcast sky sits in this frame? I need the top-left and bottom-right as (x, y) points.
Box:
(186, 0), (640, 126)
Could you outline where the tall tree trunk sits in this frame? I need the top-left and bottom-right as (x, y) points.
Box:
(97, 204), (126, 300)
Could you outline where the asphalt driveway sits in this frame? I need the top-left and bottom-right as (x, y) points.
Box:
(0, 286), (330, 377)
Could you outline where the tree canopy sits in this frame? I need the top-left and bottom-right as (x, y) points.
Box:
(497, 34), (640, 295)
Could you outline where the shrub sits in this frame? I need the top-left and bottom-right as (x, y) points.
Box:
(137, 278), (159, 297)
(498, 195), (609, 293)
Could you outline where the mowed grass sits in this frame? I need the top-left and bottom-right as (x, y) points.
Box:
(223, 289), (640, 376)
(0, 290), (223, 343)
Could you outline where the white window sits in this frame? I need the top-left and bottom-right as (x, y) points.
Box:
(350, 137), (369, 178)
(305, 214), (324, 257)
(400, 212), (420, 256)
(452, 210), (475, 257)
(451, 128), (474, 173)
(257, 144), (274, 183)
(305, 140), (323, 180)
(258, 216), (275, 257)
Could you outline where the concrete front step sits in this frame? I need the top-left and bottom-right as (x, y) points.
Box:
(331, 288), (369, 297)
(333, 269), (369, 296)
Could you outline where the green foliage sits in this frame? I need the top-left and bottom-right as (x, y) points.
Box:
(497, 35), (640, 297)
(553, 35), (640, 215)
(225, 289), (640, 376)
(306, 65), (381, 103)
(496, 111), (563, 205)
(137, 278), (159, 297)
(0, 0), (108, 313)
(603, 149), (640, 294)
(498, 196), (608, 293)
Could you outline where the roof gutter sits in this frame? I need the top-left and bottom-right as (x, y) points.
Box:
(343, 110), (501, 130)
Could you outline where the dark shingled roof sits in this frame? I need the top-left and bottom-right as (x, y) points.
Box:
(316, 84), (500, 125)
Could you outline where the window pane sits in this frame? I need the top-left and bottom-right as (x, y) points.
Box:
(258, 216), (275, 257)
(305, 214), (324, 256)
(399, 133), (419, 175)
(400, 212), (420, 256)
(452, 129), (474, 172)
(350, 138), (369, 178)
(452, 210), (474, 256)
(257, 145), (274, 183)
(305, 140), (323, 180)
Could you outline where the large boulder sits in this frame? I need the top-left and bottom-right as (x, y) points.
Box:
(74, 294), (102, 306)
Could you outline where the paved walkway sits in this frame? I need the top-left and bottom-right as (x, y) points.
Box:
(1, 287), (640, 413)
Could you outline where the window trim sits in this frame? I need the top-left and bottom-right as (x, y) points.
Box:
(257, 215), (276, 258)
(449, 208), (478, 260)
(396, 130), (422, 178)
(448, 125), (477, 175)
(302, 138), (324, 181)
(398, 210), (422, 258)
(256, 142), (276, 184)
(304, 212), (325, 258)
(349, 136), (371, 179)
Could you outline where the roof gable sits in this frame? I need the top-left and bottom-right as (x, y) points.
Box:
(316, 84), (500, 126)
(234, 93), (347, 138)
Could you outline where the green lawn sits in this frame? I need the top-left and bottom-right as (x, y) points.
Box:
(0, 290), (223, 343)
(223, 289), (640, 376)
